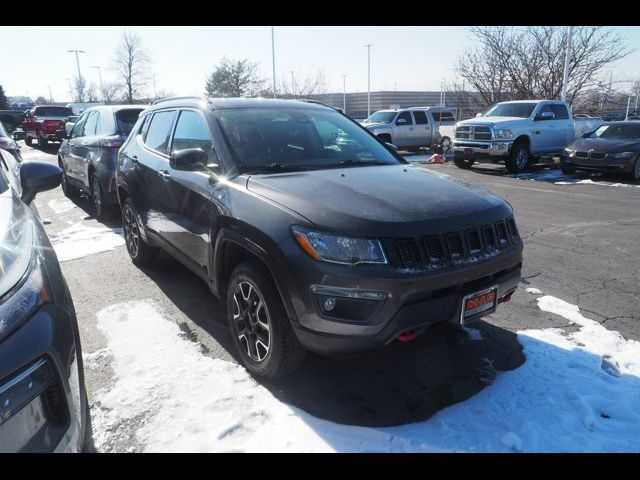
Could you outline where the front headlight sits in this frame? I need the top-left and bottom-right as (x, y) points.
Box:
(0, 205), (35, 298)
(564, 148), (576, 157)
(291, 226), (387, 265)
(610, 151), (634, 159)
(493, 129), (514, 139)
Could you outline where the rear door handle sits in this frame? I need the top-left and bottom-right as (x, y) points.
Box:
(158, 170), (171, 181)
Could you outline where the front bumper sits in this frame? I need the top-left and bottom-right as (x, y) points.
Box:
(561, 154), (635, 173)
(452, 140), (513, 159)
(281, 236), (522, 357)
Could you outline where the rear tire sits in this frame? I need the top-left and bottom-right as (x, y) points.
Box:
(122, 198), (159, 266)
(561, 165), (577, 175)
(631, 158), (640, 183)
(454, 155), (474, 169)
(59, 159), (77, 197)
(91, 174), (107, 221)
(37, 132), (48, 147)
(227, 260), (306, 379)
(505, 141), (530, 173)
(25, 135), (33, 146)
(436, 136), (452, 155)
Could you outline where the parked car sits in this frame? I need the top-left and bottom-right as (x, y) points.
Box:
(56, 115), (80, 141)
(362, 107), (456, 153)
(0, 149), (89, 452)
(22, 105), (74, 147)
(561, 121), (640, 181)
(116, 97), (523, 379)
(0, 121), (22, 163)
(58, 105), (145, 219)
(0, 110), (26, 134)
(626, 115), (640, 121)
(451, 100), (605, 173)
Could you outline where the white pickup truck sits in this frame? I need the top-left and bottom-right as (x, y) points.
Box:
(452, 100), (603, 173)
(362, 107), (457, 153)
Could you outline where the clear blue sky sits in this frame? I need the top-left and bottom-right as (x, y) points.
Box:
(2, 26), (639, 102)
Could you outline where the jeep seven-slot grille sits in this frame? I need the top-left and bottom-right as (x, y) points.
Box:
(392, 217), (520, 269)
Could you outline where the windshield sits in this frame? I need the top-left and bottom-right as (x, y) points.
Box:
(485, 103), (537, 118)
(364, 111), (396, 124)
(590, 123), (640, 140)
(35, 106), (73, 117)
(116, 109), (144, 136)
(215, 107), (402, 173)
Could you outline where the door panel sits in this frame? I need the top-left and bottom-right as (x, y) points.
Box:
(531, 104), (556, 153)
(393, 111), (415, 147)
(411, 111), (431, 146)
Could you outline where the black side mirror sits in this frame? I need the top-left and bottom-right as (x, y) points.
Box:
(170, 148), (217, 172)
(20, 161), (62, 204)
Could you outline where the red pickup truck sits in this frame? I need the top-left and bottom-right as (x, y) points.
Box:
(22, 105), (74, 147)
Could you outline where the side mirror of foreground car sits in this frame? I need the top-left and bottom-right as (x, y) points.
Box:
(170, 148), (219, 173)
(20, 161), (62, 204)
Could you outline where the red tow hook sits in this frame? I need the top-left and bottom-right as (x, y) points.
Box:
(397, 330), (418, 342)
(499, 292), (513, 304)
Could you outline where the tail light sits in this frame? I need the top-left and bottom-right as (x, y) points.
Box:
(99, 135), (124, 148)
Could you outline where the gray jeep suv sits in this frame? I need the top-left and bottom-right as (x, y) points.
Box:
(116, 97), (523, 379)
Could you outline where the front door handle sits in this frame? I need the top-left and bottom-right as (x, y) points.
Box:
(158, 170), (171, 181)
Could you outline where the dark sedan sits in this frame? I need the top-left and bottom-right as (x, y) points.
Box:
(0, 149), (89, 452)
(58, 105), (145, 220)
(561, 121), (640, 181)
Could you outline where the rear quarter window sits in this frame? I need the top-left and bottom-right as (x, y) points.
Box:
(116, 109), (144, 136)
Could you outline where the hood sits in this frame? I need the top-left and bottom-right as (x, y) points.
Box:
(567, 137), (640, 153)
(246, 165), (512, 236)
(458, 116), (529, 127)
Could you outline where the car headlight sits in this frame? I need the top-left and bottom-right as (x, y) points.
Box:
(493, 129), (514, 139)
(610, 151), (634, 159)
(291, 226), (387, 265)
(564, 148), (576, 157)
(0, 205), (35, 298)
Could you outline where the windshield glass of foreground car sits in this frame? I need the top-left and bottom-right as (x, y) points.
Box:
(591, 123), (640, 140)
(215, 107), (402, 173)
(365, 111), (396, 124)
(35, 106), (73, 117)
(484, 102), (537, 118)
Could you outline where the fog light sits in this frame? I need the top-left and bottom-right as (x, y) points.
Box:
(323, 297), (337, 312)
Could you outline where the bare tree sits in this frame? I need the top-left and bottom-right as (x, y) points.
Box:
(456, 26), (631, 109)
(35, 96), (47, 105)
(112, 30), (151, 103)
(100, 82), (121, 103)
(86, 83), (99, 102)
(205, 58), (265, 97)
(71, 75), (87, 103)
(279, 69), (327, 98)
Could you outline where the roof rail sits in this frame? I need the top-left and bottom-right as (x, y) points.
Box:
(151, 95), (208, 105)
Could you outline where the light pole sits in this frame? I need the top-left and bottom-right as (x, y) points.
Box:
(152, 74), (158, 99)
(342, 74), (347, 113)
(561, 26), (573, 102)
(365, 44), (373, 117)
(67, 50), (86, 81)
(65, 78), (73, 101)
(91, 66), (104, 100)
(46, 85), (53, 104)
(271, 27), (277, 98)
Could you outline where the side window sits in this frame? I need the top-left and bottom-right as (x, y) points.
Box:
(396, 111), (413, 125)
(144, 110), (177, 155)
(171, 110), (213, 154)
(70, 112), (88, 138)
(551, 105), (569, 120)
(83, 112), (99, 136)
(413, 111), (428, 125)
(431, 112), (441, 122)
(538, 104), (554, 120)
(138, 115), (151, 138)
(440, 112), (456, 122)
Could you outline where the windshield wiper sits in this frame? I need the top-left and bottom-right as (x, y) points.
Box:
(337, 160), (388, 168)
(237, 163), (310, 174)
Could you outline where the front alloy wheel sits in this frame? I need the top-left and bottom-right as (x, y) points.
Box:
(233, 281), (271, 362)
(633, 158), (640, 182)
(92, 176), (104, 220)
(122, 199), (159, 266)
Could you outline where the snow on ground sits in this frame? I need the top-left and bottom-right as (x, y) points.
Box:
(526, 287), (543, 294)
(554, 179), (640, 188)
(508, 169), (639, 188)
(47, 198), (77, 215)
(89, 292), (640, 452)
(48, 223), (124, 262)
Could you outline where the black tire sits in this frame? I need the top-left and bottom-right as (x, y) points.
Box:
(122, 198), (159, 266)
(91, 174), (107, 220)
(561, 165), (577, 175)
(59, 159), (77, 197)
(80, 385), (95, 452)
(25, 135), (33, 146)
(37, 132), (48, 147)
(377, 134), (392, 144)
(629, 157), (640, 183)
(227, 260), (306, 379)
(505, 141), (530, 173)
(454, 155), (474, 169)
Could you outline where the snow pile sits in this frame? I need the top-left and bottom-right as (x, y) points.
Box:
(90, 296), (640, 452)
(554, 179), (640, 188)
(49, 223), (124, 262)
(48, 198), (77, 215)
(526, 287), (542, 294)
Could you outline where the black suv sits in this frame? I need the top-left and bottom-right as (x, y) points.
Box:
(116, 97), (523, 379)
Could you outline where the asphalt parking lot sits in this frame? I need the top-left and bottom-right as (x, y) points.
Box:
(19, 142), (640, 451)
